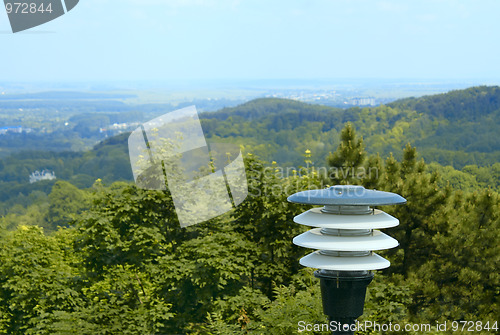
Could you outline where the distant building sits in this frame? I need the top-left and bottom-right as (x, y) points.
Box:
(0, 126), (22, 134)
(29, 170), (56, 184)
(0, 126), (32, 135)
(99, 122), (140, 135)
(349, 97), (376, 106)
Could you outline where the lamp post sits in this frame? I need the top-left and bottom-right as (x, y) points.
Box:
(288, 185), (406, 335)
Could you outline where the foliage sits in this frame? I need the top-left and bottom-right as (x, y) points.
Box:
(327, 122), (366, 185)
(232, 153), (322, 298)
(378, 144), (451, 276)
(388, 86), (500, 120)
(201, 87), (500, 168)
(358, 274), (413, 335)
(46, 180), (90, 228)
(0, 226), (79, 334)
(75, 181), (183, 273)
(2, 86), (500, 219)
(0, 91), (499, 333)
(410, 190), (500, 322)
(156, 228), (257, 332)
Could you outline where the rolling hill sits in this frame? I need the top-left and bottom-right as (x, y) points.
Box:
(1, 86), (499, 214)
(202, 86), (500, 168)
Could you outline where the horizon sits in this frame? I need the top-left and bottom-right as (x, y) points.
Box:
(1, 79), (498, 107)
(1, 77), (498, 95)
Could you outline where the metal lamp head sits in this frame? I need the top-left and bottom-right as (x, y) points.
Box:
(288, 185), (406, 334)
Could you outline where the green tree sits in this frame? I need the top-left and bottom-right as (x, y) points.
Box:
(75, 181), (185, 273)
(28, 265), (172, 335)
(232, 153), (321, 299)
(380, 144), (451, 277)
(327, 123), (366, 185)
(156, 226), (256, 333)
(46, 180), (90, 230)
(410, 190), (500, 321)
(0, 226), (79, 334)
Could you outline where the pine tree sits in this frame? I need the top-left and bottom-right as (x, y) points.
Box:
(380, 144), (451, 277)
(327, 123), (366, 185)
(411, 189), (500, 321)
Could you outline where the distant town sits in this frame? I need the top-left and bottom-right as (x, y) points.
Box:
(264, 90), (386, 106)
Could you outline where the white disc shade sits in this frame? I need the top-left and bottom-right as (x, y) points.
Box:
(293, 229), (398, 251)
(294, 208), (399, 229)
(300, 251), (390, 271)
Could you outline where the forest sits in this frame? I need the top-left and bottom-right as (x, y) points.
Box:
(0, 86), (499, 215)
(0, 87), (499, 334)
(202, 86), (500, 168)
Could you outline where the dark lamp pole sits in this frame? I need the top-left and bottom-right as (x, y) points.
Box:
(288, 185), (406, 335)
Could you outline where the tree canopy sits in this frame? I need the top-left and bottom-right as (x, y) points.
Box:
(0, 122), (498, 334)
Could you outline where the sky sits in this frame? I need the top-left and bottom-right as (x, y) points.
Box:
(1, 0), (500, 83)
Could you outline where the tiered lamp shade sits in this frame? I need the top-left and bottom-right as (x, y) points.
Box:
(288, 185), (406, 272)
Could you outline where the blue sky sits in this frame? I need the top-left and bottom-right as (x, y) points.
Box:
(1, 0), (500, 82)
